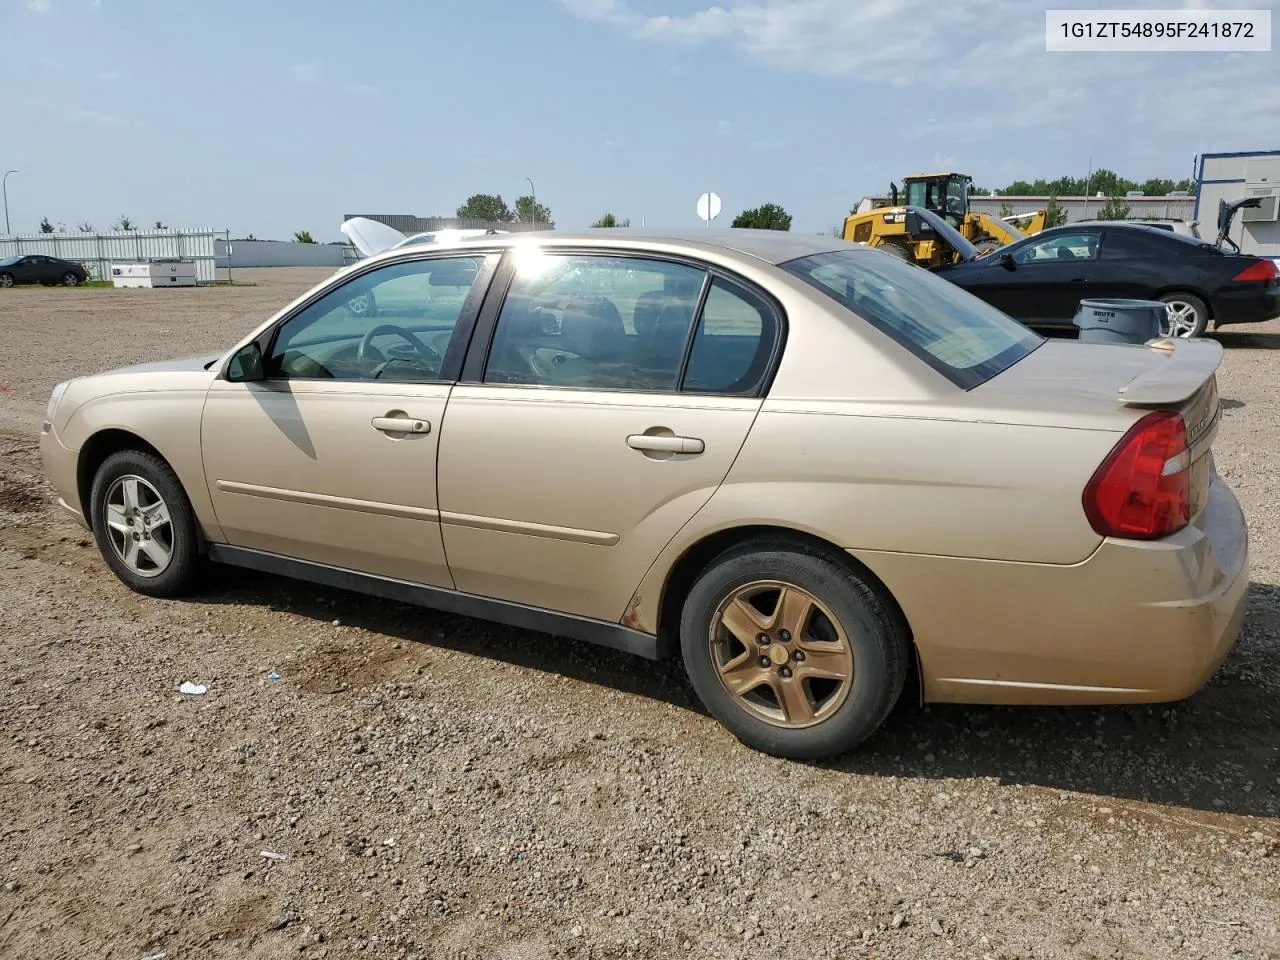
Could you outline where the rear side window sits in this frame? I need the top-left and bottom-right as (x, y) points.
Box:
(781, 250), (1043, 390)
(682, 278), (778, 394)
(1101, 229), (1172, 260)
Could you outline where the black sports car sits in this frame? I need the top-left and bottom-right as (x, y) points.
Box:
(0, 254), (89, 288)
(932, 221), (1278, 338)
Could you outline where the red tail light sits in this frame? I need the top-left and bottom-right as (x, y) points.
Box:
(1232, 259), (1279, 282)
(1083, 411), (1190, 540)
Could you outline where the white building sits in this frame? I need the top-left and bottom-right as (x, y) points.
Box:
(1194, 150), (1280, 260)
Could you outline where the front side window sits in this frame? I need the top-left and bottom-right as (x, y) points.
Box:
(782, 249), (1042, 390)
(1011, 231), (1100, 264)
(484, 254), (706, 391)
(267, 256), (485, 381)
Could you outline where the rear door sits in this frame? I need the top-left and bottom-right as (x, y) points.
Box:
(436, 249), (783, 623)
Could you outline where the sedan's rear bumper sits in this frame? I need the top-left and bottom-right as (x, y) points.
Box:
(1211, 282), (1279, 327)
(852, 473), (1249, 705)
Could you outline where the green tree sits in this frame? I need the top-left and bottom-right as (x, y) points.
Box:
(153, 220), (167, 230)
(293, 230), (316, 243)
(115, 215), (135, 231)
(731, 203), (792, 231)
(78, 222), (94, 233)
(1096, 196), (1130, 220)
(39, 216), (55, 234)
(514, 195), (551, 225)
(590, 212), (629, 228)
(1044, 196), (1068, 228)
(970, 186), (992, 196)
(998, 202), (1015, 218)
(456, 193), (513, 222)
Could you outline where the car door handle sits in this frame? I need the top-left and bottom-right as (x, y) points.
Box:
(626, 434), (704, 454)
(371, 416), (430, 434)
(1069, 276), (1087, 283)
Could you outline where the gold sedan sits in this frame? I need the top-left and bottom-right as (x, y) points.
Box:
(39, 230), (1249, 759)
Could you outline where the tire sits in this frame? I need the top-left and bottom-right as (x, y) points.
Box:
(62, 271), (80, 287)
(875, 241), (916, 265)
(973, 239), (1002, 257)
(0, 273), (13, 288)
(88, 450), (202, 598)
(1157, 292), (1209, 338)
(679, 540), (910, 760)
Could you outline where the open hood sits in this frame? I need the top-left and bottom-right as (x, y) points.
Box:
(340, 217), (409, 258)
(904, 205), (981, 263)
(1216, 196), (1262, 252)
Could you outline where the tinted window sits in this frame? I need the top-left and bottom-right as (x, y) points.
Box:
(682, 279), (777, 394)
(1011, 231), (1100, 264)
(0, 257), (18, 267)
(781, 250), (1042, 390)
(267, 256), (485, 381)
(484, 253), (705, 391)
(1100, 229), (1172, 260)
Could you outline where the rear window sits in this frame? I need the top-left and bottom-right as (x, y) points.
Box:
(781, 250), (1043, 389)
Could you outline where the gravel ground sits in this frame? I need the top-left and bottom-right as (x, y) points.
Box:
(0, 270), (1277, 960)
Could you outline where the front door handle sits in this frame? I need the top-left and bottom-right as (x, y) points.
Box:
(1069, 276), (1087, 283)
(372, 416), (430, 434)
(626, 434), (704, 454)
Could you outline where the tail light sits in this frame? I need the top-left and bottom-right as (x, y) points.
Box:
(1083, 411), (1190, 540)
(1232, 259), (1279, 282)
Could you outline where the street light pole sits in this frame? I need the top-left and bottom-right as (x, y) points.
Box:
(526, 177), (536, 228)
(2, 170), (18, 236)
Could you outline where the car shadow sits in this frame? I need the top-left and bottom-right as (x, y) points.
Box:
(190, 565), (1279, 819)
(1211, 329), (1280, 350)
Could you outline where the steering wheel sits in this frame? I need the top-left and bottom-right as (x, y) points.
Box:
(357, 323), (441, 372)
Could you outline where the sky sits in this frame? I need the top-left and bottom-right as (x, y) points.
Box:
(2, 0), (1276, 240)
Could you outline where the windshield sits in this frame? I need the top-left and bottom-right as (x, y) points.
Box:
(0, 256), (19, 266)
(781, 249), (1043, 389)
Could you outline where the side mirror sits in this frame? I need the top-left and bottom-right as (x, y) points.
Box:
(226, 341), (265, 382)
(997, 252), (1016, 269)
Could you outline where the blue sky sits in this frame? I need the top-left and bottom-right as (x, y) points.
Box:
(2, 0), (1275, 240)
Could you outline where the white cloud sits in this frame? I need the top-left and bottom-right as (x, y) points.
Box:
(26, 0), (52, 11)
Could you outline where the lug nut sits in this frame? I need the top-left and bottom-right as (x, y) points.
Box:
(757, 633), (770, 646)
(779, 630), (791, 642)
(779, 667), (793, 679)
(758, 656), (771, 668)
(793, 650), (805, 662)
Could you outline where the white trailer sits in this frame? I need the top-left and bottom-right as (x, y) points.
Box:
(110, 259), (198, 288)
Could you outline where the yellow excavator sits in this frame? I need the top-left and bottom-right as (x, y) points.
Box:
(843, 172), (1048, 267)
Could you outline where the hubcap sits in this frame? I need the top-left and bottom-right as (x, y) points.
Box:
(103, 475), (174, 577)
(1, 276), (12, 287)
(709, 581), (854, 729)
(1162, 301), (1199, 338)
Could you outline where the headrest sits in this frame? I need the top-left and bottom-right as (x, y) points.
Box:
(561, 296), (626, 361)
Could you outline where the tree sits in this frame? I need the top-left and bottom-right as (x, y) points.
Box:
(456, 193), (513, 222)
(590, 213), (629, 228)
(731, 203), (792, 231)
(1096, 196), (1130, 220)
(78, 222), (94, 233)
(970, 186), (992, 196)
(514, 194), (551, 225)
(39, 216), (55, 234)
(1044, 196), (1068, 228)
(998, 202), (1015, 219)
(154, 220), (167, 230)
(293, 230), (316, 243)
(114, 215), (135, 231)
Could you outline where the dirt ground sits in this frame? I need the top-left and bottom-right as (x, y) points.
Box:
(0, 268), (1277, 960)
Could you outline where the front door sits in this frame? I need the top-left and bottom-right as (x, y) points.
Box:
(437, 251), (782, 623)
(200, 253), (496, 587)
(999, 229), (1102, 326)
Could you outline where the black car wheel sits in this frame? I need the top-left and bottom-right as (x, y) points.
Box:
(1158, 292), (1208, 338)
(62, 271), (80, 287)
(680, 539), (910, 760)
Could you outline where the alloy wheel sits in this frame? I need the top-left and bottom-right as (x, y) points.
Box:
(709, 580), (854, 729)
(1162, 301), (1199, 338)
(103, 475), (175, 577)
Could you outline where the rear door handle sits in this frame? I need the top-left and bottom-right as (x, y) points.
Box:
(372, 416), (430, 434)
(626, 434), (704, 454)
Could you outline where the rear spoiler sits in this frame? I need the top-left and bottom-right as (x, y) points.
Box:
(1117, 337), (1223, 406)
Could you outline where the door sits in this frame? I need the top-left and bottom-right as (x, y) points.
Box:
(38, 257), (62, 283)
(1090, 227), (1176, 301)
(437, 251), (782, 622)
(984, 230), (1102, 326)
(15, 256), (40, 284)
(200, 253), (496, 587)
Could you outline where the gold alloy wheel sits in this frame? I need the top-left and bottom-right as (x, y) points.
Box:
(709, 580), (854, 729)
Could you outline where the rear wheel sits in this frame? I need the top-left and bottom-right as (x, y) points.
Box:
(89, 450), (202, 598)
(1157, 292), (1208, 338)
(875, 241), (916, 265)
(679, 541), (909, 760)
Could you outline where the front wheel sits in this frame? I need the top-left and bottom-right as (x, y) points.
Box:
(89, 450), (202, 597)
(679, 541), (910, 760)
(875, 241), (916, 265)
(1158, 292), (1209, 338)
(0, 273), (13, 288)
(62, 272), (80, 287)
